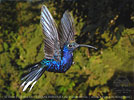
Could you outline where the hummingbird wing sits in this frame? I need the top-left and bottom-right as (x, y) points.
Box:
(41, 5), (61, 61)
(59, 11), (75, 48)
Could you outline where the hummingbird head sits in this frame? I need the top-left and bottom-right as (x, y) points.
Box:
(64, 41), (97, 52)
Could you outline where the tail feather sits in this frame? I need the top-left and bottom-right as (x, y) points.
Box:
(29, 81), (37, 91)
(21, 69), (37, 80)
(21, 64), (45, 91)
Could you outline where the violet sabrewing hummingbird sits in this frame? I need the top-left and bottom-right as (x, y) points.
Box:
(20, 5), (97, 91)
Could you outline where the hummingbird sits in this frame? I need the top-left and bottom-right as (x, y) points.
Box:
(20, 5), (97, 91)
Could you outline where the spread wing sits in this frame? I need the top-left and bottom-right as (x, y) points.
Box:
(59, 11), (75, 48)
(41, 5), (61, 61)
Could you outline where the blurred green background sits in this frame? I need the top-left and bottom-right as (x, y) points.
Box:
(0, 0), (134, 100)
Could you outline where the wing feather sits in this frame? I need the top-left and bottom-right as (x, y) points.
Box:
(59, 11), (75, 48)
(41, 5), (61, 60)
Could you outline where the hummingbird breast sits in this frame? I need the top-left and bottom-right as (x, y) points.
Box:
(41, 51), (73, 73)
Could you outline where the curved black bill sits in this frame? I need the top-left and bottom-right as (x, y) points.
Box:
(78, 44), (97, 49)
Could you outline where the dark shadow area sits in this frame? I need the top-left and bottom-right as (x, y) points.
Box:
(53, 0), (134, 50)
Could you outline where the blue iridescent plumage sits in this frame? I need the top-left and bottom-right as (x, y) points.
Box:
(20, 5), (97, 91)
(41, 44), (73, 73)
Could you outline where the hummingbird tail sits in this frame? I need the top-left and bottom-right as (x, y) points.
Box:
(20, 64), (46, 92)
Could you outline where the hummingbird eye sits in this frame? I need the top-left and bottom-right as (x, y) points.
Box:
(68, 44), (72, 48)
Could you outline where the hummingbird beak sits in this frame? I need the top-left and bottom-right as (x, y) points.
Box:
(77, 44), (97, 49)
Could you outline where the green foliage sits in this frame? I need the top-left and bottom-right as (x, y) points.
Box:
(0, 0), (133, 100)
